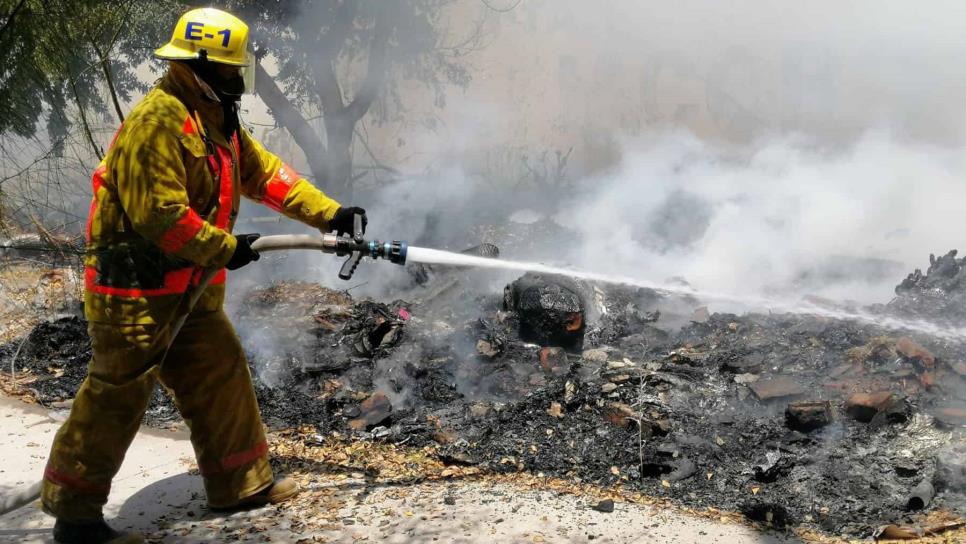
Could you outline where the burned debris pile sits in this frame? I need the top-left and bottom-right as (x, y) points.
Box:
(2, 254), (966, 537)
(1, 316), (89, 400)
(0, 315), (180, 423)
(890, 249), (966, 324)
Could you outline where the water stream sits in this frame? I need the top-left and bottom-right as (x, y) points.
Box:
(405, 246), (966, 341)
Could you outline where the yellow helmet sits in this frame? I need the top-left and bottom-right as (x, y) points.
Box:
(155, 8), (252, 67)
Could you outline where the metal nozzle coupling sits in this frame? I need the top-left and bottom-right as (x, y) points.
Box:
(368, 240), (408, 265)
(320, 235), (407, 265)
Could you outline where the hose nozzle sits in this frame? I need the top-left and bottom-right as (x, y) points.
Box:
(319, 213), (407, 279)
(321, 234), (407, 279)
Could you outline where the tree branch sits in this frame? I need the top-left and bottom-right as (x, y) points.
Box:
(309, 0), (357, 117)
(89, 39), (124, 123)
(66, 68), (103, 161)
(354, 125), (400, 175)
(312, 57), (347, 118)
(0, 0), (28, 43)
(254, 60), (328, 179)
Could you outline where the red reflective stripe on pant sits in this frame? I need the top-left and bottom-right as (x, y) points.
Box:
(262, 163), (299, 212)
(84, 266), (225, 297)
(44, 466), (110, 495)
(200, 440), (268, 476)
(157, 209), (205, 254)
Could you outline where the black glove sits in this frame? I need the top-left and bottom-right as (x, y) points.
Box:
(226, 233), (261, 270)
(329, 206), (368, 237)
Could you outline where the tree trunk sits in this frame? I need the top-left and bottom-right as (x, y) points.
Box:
(324, 113), (354, 201)
(66, 69), (103, 161)
(254, 60), (329, 187)
(255, 0), (392, 203)
(89, 39), (124, 124)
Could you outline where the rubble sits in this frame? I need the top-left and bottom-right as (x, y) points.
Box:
(349, 392), (393, 431)
(591, 499), (614, 513)
(581, 349), (608, 363)
(0, 315), (179, 422)
(3, 250), (966, 539)
(602, 402), (639, 429)
(538, 347), (568, 374)
(873, 520), (966, 540)
(908, 480), (935, 511)
(896, 337), (936, 369)
(784, 401), (833, 432)
(748, 376), (805, 401)
(932, 405), (966, 427)
(741, 502), (792, 530)
(890, 249), (966, 326)
(844, 391), (909, 425)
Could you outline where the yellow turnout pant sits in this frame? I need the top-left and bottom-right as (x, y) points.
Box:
(41, 310), (273, 521)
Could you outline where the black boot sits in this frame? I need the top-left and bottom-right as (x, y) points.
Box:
(52, 519), (143, 544)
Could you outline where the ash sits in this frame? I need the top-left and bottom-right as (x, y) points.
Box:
(4, 252), (966, 537)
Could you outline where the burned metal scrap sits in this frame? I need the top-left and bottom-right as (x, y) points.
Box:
(504, 272), (585, 350)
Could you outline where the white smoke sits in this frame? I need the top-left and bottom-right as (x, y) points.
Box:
(554, 130), (964, 306)
(219, 0), (966, 391)
(331, 0), (966, 309)
(209, 0), (966, 309)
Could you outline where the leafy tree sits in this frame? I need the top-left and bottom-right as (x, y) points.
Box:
(2, 1), (481, 202)
(0, 0), (179, 158)
(228, 0), (478, 199)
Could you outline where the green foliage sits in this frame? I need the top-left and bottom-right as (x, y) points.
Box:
(218, 0), (481, 193)
(0, 0), (181, 148)
(0, 0), (479, 193)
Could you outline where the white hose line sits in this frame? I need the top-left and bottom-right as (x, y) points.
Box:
(250, 234), (326, 253)
(0, 480), (42, 516)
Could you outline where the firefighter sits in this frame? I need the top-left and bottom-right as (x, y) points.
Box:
(41, 8), (364, 543)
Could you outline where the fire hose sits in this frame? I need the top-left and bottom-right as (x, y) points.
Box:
(0, 214), (407, 516)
